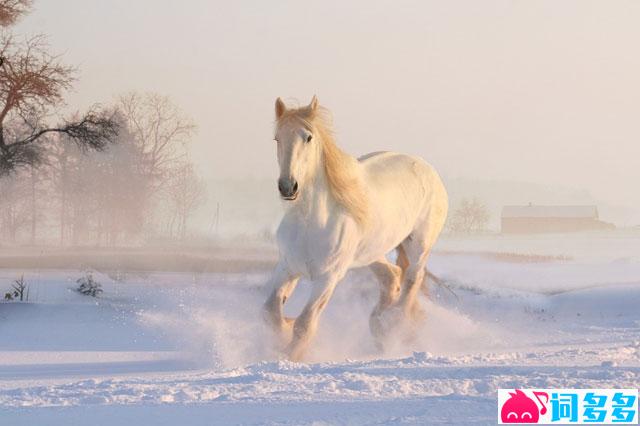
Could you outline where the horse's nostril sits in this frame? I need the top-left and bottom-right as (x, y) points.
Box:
(278, 178), (297, 198)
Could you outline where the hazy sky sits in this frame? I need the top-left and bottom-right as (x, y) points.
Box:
(14, 1), (640, 221)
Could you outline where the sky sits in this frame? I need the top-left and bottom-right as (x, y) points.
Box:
(13, 0), (640, 224)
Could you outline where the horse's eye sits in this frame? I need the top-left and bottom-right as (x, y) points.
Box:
(306, 134), (313, 143)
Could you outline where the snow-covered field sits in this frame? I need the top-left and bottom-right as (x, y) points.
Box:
(1, 232), (639, 425)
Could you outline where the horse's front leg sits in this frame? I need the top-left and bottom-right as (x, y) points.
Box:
(286, 272), (342, 361)
(263, 262), (300, 346)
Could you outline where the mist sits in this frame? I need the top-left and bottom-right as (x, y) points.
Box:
(11, 0), (640, 232)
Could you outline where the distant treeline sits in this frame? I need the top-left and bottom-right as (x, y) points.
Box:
(0, 92), (206, 246)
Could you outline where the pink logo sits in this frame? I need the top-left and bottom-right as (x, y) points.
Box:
(501, 389), (549, 423)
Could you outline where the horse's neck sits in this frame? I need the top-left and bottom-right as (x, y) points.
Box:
(287, 134), (365, 228)
(292, 169), (335, 227)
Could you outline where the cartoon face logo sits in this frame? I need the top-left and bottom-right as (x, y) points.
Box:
(501, 389), (548, 423)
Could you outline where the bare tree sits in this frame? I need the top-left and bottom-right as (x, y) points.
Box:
(3, 162), (46, 244)
(0, 87), (200, 246)
(0, 170), (30, 242)
(0, 0), (31, 27)
(86, 118), (148, 246)
(11, 274), (28, 301)
(164, 162), (206, 240)
(118, 92), (195, 191)
(0, 30), (118, 175)
(45, 137), (77, 245)
(44, 116), (148, 247)
(448, 198), (490, 234)
(27, 162), (44, 244)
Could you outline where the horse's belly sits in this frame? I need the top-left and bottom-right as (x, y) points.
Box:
(352, 198), (417, 266)
(352, 221), (412, 267)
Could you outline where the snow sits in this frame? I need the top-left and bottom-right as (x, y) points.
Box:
(1, 233), (639, 425)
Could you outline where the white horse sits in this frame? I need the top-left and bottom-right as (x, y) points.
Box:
(263, 96), (448, 361)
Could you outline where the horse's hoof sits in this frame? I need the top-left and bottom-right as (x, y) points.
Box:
(286, 342), (307, 362)
(264, 316), (296, 354)
(369, 306), (402, 341)
(274, 317), (294, 347)
(372, 337), (386, 354)
(409, 304), (426, 324)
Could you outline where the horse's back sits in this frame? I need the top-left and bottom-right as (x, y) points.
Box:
(359, 151), (442, 193)
(357, 151), (389, 162)
(355, 151), (448, 262)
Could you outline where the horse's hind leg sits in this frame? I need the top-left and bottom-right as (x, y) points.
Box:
(398, 211), (446, 324)
(396, 244), (409, 274)
(397, 235), (431, 324)
(368, 258), (403, 343)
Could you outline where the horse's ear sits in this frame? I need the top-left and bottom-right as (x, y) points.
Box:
(275, 97), (286, 119)
(309, 95), (319, 111)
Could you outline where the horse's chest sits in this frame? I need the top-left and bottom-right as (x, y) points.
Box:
(276, 215), (357, 279)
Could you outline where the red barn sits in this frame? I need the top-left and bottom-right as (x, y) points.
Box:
(501, 205), (613, 234)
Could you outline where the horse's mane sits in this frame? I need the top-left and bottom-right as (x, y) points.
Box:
(277, 106), (369, 227)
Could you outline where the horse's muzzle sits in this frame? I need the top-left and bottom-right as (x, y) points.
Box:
(278, 178), (298, 200)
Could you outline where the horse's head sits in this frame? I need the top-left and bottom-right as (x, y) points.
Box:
(273, 96), (322, 202)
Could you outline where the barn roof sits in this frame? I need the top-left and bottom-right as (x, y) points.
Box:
(502, 205), (598, 219)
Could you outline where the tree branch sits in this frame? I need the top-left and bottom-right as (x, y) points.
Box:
(0, 0), (31, 27)
(0, 107), (119, 175)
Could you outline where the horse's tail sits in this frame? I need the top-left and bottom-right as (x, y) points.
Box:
(396, 245), (458, 300)
(423, 268), (459, 301)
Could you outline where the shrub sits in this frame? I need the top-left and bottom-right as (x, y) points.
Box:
(11, 275), (29, 301)
(447, 198), (490, 234)
(76, 272), (103, 297)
